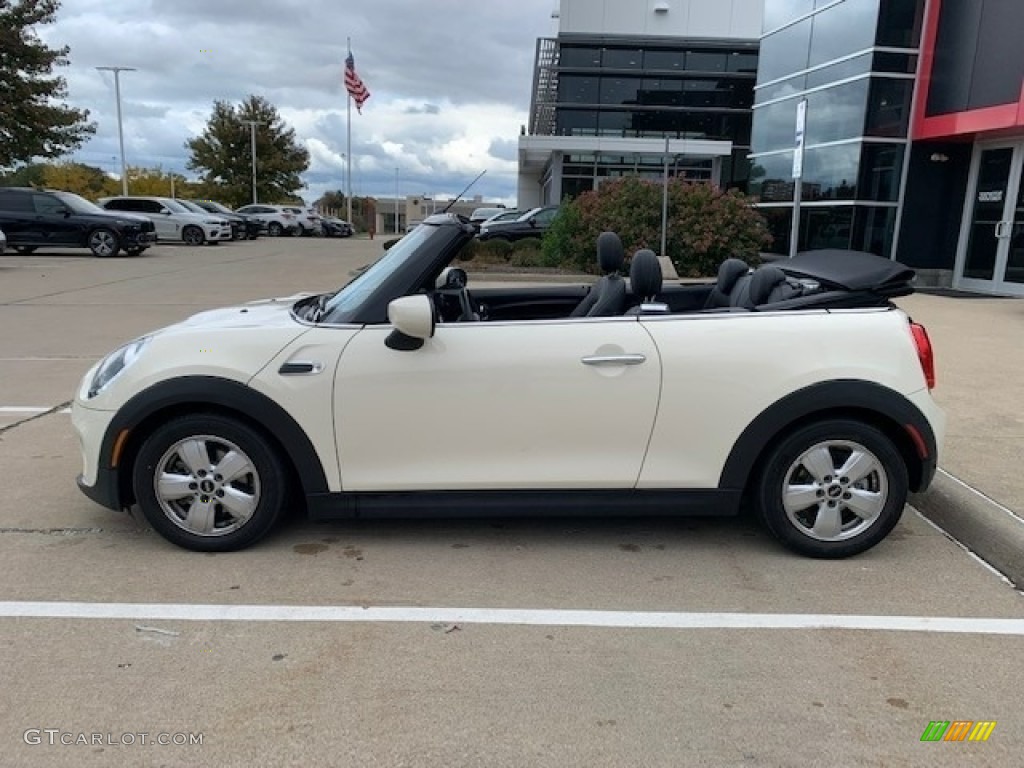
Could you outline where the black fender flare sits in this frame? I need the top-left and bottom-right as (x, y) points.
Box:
(719, 380), (937, 493)
(100, 376), (329, 506)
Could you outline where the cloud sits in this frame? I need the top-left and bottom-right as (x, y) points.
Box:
(39, 0), (559, 205)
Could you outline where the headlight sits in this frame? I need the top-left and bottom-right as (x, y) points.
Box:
(86, 337), (150, 399)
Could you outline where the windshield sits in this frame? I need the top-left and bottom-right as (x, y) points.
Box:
(320, 225), (438, 318)
(53, 191), (107, 215)
(516, 207), (541, 221)
(162, 199), (191, 214)
(178, 200), (207, 214)
(206, 201), (233, 214)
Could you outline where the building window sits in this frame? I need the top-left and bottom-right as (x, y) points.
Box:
(644, 49), (686, 71)
(763, 0), (815, 33)
(859, 143), (904, 201)
(749, 152), (797, 202)
(601, 77), (641, 106)
(807, 0), (880, 69)
(804, 79), (870, 146)
(756, 74), (807, 104)
(865, 78), (914, 137)
(555, 109), (598, 135)
(558, 75), (599, 104)
(752, 99), (800, 155)
(687, 51), (728, 73)
(640, 79), (684, 107)
(803, 206), (855, 250)
(801, 143), (862, 201)
(852, 206), (897, 255)
(602, 48), (643, 69)
(875, 0), (925, 48)
(758, 18), (812, 83)
(805, 53), (872, 89)
(559, 47), (602, 68)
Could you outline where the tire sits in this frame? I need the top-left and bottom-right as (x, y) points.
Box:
(88, 228), (121, 257)
(132, 414), (289, 552)
(268, 222), (283, 237)
(752, 419), (909, 559)
(182, 226), (205, 246)
(14, 246), (37, 254)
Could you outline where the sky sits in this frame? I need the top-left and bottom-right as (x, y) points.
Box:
(40, 0), (560, 206)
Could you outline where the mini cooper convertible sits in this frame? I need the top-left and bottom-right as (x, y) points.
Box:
(73, 214), (944, 557)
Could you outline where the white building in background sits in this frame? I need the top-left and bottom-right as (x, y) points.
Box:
(518, 0), (763, 209)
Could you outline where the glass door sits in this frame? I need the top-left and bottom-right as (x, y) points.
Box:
(957, 142), (1024, 295)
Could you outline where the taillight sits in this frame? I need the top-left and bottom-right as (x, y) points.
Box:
(910, 322), (935, 390)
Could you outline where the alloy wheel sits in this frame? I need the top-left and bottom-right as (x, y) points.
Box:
(153, 435), (262, 537)
(90, 230), (117, 256)
(781, 440), (889, 542)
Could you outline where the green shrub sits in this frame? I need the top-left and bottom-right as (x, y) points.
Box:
(381, 238), (402, 251)
(512, 237), (543, 252)
(480, 238), (513, 260)
(509, 249), (546, 268)
(541, 179), (772, 276)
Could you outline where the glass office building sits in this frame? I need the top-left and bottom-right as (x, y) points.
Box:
(519, 0), (762, 210)
(749, 0), (924, 257)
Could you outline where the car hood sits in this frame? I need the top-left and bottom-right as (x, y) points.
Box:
(166, 293), (315, 332)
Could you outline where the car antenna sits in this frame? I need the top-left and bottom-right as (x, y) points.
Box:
(442, 170), (487, 213)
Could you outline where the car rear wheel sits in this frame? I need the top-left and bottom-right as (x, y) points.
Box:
(268, 222), (283, 237)
(182, 226), (204, 246)
(88, 228), (121, 257)
(753, 419), (908, 559)
(132, 414), (289, 552)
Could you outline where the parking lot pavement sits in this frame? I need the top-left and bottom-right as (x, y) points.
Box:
(1, 239), (1023, 766)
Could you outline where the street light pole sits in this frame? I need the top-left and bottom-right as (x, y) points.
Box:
(395, 167), (400, 234)
(96, 66), (137, 196)
(244, 120), (266, 204)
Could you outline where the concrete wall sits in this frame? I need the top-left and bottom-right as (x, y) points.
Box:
(558, 0), (763, 40)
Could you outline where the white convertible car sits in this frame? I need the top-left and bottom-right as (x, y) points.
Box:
(72, 214), (944, 557)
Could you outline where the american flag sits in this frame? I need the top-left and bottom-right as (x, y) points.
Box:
(345, 52), (370, 113)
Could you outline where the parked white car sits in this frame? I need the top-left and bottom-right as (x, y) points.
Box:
(72, 216), (943, 557)
(235, 204), (300, 237)
(0, 225), (6, 255)
(283, 206), (322, 236)
(99, 196), (231, 245)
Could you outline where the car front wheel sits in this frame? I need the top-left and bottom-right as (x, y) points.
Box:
(182, 226), (205, 246)
(753, 419), (908, 559)
(88, 228), (121, 257)
(268, 222), (283, 237)
(132, 415), (290, 552)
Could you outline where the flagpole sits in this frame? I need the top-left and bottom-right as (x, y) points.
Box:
(346, 37), (353, 226)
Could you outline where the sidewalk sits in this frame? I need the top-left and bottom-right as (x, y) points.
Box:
(896, 292), (1024, 585)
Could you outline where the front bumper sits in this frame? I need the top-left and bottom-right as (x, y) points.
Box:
(124, 231), (157, 248)
(71, 401), (122, 511)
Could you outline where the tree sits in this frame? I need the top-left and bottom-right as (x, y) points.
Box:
(40, 161), (118, 199)
(542, 178), (773, 276)
(313, 190), (376, 231)
(0, 0), (95, 169)
(185, 95), (309, 208)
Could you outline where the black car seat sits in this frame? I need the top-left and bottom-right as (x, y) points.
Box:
(703, 258), (751, 309)
(625, 249), (665, 315)
(745, 265), (805, 308)
(570, 231), (627, 317)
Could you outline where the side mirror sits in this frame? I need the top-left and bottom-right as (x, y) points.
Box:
(528, 217), (538, 227)
(160, 209), (172, 215)
(386, 295), (435, 351)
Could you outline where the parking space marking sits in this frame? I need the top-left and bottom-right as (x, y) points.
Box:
(0, 407), (70, 414)
(2, 602), (1023, 635)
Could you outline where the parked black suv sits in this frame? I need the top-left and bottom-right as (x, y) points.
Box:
(476, 205), (560, 243)
(189, 200), (262, 240)
(0, 187), (157, 257)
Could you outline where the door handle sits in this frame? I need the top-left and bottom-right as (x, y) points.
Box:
(581, 354), (647, 366)
(996, 221), (1011, 239)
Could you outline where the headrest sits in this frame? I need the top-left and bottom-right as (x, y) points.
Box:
(717, 258), (750, 293)
(629, 249), (662, 300)
(596, 232), (625, 274)
(748, 265), (790, 306)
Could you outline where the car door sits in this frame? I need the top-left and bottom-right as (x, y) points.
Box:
(31, 193), (79, 245)
(334, 317), (661, 492)
(0, 189), (34, 244)
(141, 200), (176, 239)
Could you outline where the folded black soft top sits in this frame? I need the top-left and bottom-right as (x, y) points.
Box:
(778, 249), (916, 295)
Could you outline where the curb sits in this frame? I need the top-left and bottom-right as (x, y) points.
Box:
(911, 469), (1024, 589)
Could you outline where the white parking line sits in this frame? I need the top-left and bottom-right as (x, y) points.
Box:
(2, 602), (1023, 635)
(0, 406), (71, 414)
